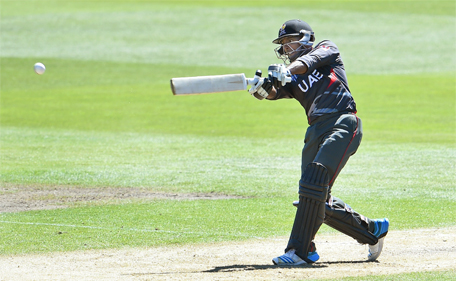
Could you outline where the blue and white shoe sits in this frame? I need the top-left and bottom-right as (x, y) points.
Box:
(272, 246), (320, 265)
(368, 218), (389, 261)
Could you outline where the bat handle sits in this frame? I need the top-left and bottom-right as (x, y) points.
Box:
(247, 70), (262, 86)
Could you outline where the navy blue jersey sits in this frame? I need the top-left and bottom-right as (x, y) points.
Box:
(271, 40), (357, 124)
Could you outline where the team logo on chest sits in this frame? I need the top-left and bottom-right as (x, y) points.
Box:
(298, 69), (324, 92)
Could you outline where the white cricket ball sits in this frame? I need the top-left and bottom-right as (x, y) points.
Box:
(34, 62), (46, 75)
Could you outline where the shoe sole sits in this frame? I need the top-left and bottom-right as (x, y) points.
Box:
(368, 218), (389, 261)
(272, 259), (306, 266)
(272, 251), (319, 266)
(368, 236), (385, 261)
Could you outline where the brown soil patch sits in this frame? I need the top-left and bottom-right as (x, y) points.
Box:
(1, 227), (455, 280)
(0, 184), (241, 212)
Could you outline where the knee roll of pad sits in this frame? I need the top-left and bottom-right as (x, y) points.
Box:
(299, 162), (330, 201)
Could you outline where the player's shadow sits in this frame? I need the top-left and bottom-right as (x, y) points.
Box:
(202, 263), (328, 272)
(125, 260), (373, 277)
(203, 260), (373, 273)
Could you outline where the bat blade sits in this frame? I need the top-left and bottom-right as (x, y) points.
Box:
(171, 73), (248, 95)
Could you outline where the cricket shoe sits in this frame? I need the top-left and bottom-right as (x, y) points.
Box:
(368, 218), (389, 261)
(272, 244), (320, 265)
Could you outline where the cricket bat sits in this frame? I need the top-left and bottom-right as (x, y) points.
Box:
(170, 73), (259, 96)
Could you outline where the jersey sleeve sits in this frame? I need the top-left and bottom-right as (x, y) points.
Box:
(297, 41), (340, 72)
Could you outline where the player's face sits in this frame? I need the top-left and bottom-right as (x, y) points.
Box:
(279, 36), (304, 63)
(280, 37), (302, 54)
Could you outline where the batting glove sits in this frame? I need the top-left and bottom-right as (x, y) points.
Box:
(248, 77), (272, 100)
(268, 64), (292, 88)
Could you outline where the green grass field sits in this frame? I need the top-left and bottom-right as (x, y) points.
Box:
(1, 0), (455, 279)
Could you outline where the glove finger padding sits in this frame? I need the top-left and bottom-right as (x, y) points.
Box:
(252, 92), (265, 100)
(268, 64), (282, 88)
(268, 73), (281, 89)
(268, 64), (291, 88)
(249, 77), (273, 100)
(261, 77), (272, 93)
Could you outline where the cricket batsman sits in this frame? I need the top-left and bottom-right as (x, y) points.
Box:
(248, 19), (389, 265)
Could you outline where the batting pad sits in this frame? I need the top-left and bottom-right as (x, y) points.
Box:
(286, 162), (329, 262)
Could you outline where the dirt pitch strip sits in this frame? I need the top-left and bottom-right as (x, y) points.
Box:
(1, 226), (455, 281)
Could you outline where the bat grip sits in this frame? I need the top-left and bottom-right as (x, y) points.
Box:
(247, 70), (262, 86)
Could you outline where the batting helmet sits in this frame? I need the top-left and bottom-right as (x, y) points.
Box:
(272, 19), (315, 45)
(273, 19), (315, 63)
